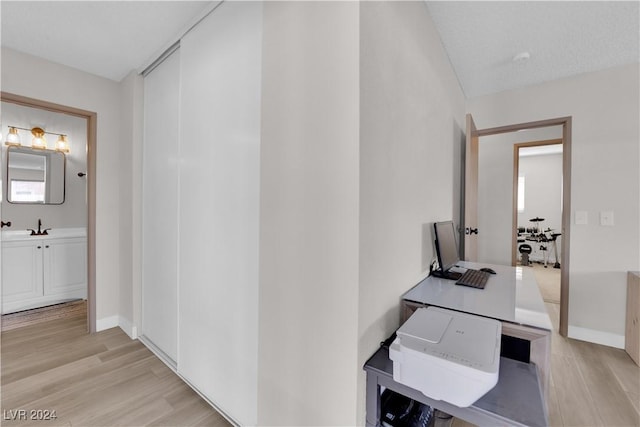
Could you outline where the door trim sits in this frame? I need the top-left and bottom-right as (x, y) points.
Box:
(475, 116), (571, 337)
(464, 114), (479, 261)
(512, 138), (563, 266)
(1, 91), (97, 333)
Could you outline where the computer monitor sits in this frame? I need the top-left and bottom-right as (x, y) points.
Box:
(433, 220), (460, 275)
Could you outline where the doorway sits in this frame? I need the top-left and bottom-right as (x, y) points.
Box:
(465, 115), (571, 336)
(514, 140), (563, 305)
(0, 92), (96, 333)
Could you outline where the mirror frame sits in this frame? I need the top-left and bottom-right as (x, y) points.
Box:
(5, 145), (66, 205)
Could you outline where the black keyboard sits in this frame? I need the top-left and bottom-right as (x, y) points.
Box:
(455, 269), (490, 289)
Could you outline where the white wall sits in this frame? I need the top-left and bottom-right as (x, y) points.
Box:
(358, 2), (465, 423)
(258, 3), (464, 424)
(118, 70), (144, 338)
(518, 153), (563, 232)
(1, 47), (125, 329)
(1, 102), (87, 229)
(258, 2), (360, 425)
(467, 63), (640, 347)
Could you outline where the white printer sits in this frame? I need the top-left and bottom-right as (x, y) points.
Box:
(389, 306), (501, 407)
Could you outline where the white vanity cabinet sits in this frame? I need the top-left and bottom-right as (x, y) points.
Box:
(2, 240), (43, 306)
(2, 229), (87, 314)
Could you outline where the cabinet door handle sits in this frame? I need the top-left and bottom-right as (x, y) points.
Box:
(45, 245), (50, 248)
(37, 246), (42, 249)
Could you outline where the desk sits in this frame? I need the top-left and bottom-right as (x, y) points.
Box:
(364, 345), (548, 427)
(401, 261), (552, 399)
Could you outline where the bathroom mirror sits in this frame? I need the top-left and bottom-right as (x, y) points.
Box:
(6, 146), (65, 204)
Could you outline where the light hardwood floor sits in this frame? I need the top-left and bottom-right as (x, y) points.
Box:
(531, 263), (561, 304)
(452, 302), (640, 427)
(545, 302), (639, 427)
(2, 302), (639, 426)
(1, 312), (230, 426)
(1, 300), (87, 332)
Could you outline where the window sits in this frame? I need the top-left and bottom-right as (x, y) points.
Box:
(518, 176), (525, 212)
(10, 179), (45, 203)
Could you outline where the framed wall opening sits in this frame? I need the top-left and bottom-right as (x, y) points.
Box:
(1, 91), (97, 333)
(468, 116), (572, 336)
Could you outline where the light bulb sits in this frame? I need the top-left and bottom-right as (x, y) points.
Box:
(5, 127), (21, 146)
(31, 127), (47, 149)
(55, 135), (70, 153)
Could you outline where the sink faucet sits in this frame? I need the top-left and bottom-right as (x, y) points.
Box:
(28, 219), (51, 236)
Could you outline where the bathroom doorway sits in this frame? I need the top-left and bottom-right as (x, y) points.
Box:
(0, 92), (96, 332)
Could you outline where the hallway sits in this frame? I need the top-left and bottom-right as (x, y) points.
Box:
(1, 309), (230, 426)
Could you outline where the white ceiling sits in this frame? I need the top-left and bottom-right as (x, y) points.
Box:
(1, 1), (214, 82)
(1, 1), (638, 95)
(425, 1), (640, 98)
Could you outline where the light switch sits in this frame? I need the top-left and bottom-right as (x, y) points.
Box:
(575, 211), (588, 225)
(600, 211), (614, 226)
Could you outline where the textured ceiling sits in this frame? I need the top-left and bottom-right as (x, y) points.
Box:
(1, 1), (638, 94)
(425, 1), (640, 98)
(1, 1), (214, 82)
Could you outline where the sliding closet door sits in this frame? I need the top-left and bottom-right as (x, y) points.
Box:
(178, 2), (262, 425)
(141, 49), (180, 363)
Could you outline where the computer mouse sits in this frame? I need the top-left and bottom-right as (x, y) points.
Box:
(480, 268), (496, 274)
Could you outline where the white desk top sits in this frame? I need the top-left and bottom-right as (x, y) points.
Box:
(402, 261), (552, 331)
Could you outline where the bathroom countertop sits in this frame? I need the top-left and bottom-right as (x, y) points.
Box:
(2, 227), (86, 241)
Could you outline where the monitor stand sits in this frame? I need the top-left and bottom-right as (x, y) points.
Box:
(431, 269), (462, 280)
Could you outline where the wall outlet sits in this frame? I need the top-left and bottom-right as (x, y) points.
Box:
(575, 211), (588, 225)
(600, 211), (614, 226)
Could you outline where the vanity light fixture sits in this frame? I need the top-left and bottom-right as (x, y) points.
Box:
(55, 135), (70, 153)
(2, 126), (71, 153)
(4, 127), (21, 146)
(31, 127), (47, 150)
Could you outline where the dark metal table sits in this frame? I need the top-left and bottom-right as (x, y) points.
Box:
(364, 345), (548, 427)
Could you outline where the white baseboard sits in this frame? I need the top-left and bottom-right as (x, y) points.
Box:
(96, 315), (119, 331)
(118, 317), (138, 339)
(568, 325), (625, 349)
(96, 315), (138, 340)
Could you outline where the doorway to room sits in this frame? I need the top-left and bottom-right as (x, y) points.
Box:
(0, 92), (97, 332)
(514, 140), (563, 305)
(464, 115), (572, 336)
